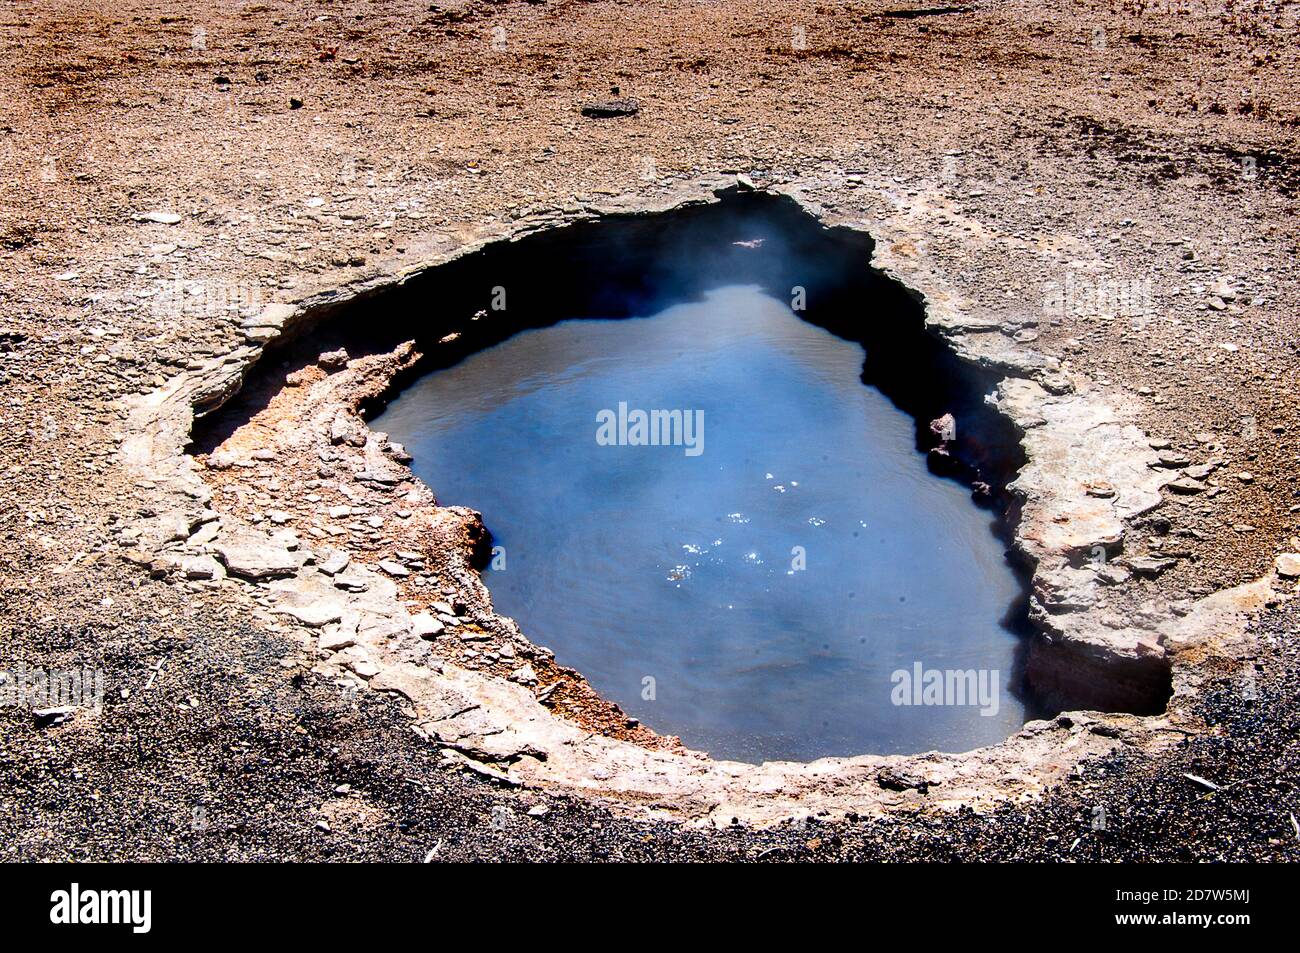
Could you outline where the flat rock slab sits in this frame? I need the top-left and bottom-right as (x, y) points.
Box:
(276, 602), (344, 627)
(211, 536), (298, 579)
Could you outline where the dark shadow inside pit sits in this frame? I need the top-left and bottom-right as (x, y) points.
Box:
(192, 191), (1172, 755)
(196, 192), (1028, 499)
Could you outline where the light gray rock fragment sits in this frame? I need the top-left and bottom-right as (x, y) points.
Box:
(212, 536), (298, 580)
(319, 627), (358, 652)
(411, 613), (445, 640)
(277, 602), (344, 627)
(330, 411), (367, 447)
(1127, 555), (1177, 577)
(1275, 554), (1300, 579)
(318, 348), (350, 370)
(182, 554), (224, 580)
(319, 550), (351, 576)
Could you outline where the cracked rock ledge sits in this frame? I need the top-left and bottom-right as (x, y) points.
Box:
(113, 175), (1295, 826)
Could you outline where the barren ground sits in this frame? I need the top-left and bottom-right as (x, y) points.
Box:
(1, 0), (1298, 859)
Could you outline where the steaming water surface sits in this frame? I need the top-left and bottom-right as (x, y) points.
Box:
(373, 285), (1029, 762)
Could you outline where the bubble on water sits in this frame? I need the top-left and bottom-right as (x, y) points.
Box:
(682, 543), (704, 555)
(727, 513), (750, 524)
(666, 564), (691, 584)
(772, 484), (786, 493)
(807, 516), (826, 527)
(743, 551), (762, 565)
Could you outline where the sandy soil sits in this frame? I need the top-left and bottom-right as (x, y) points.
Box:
(1, 0), (1298, 859)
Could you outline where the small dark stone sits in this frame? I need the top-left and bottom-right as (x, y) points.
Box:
(289, 98), (304, 110)
(580, 98), (639, 119)
(876, 767), (930, 793)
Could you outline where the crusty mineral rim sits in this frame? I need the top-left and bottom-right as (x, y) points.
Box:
(118, 174), (1292, 826)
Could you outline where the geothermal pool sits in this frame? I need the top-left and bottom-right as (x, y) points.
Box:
(372, 277), (1033, 763)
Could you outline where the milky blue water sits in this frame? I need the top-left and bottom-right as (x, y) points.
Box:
(372, 284), (1028, 763)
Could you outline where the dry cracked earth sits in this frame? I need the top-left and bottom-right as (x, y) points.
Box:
(1, 0), (1299, 861)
